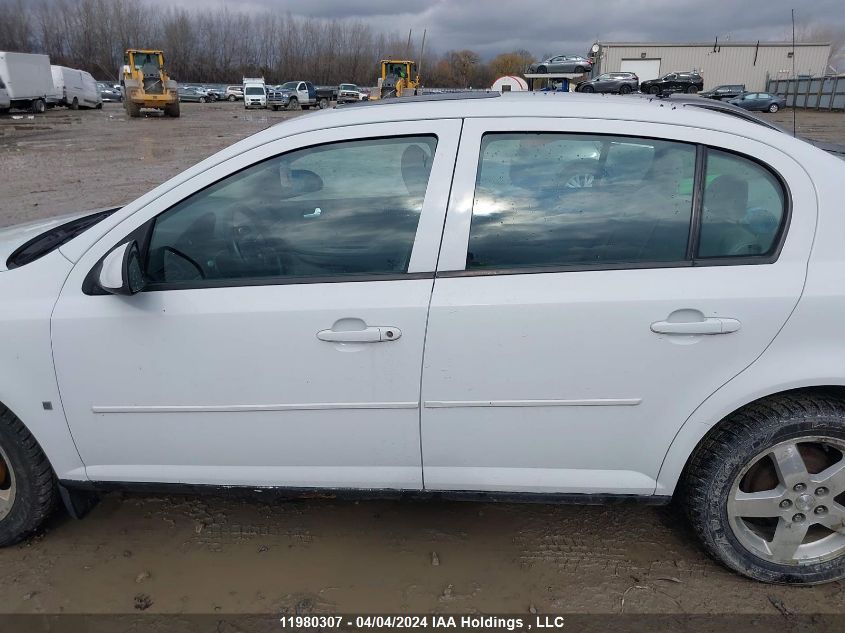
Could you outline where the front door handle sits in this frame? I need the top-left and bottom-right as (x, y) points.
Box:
(651, 317), (741, 335)
(316, 326), (402, 343)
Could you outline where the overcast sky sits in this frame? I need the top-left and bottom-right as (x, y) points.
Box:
(165, 0), (844, 59)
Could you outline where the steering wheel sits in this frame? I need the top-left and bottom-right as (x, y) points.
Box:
(561, 160), (607, 189)
(227, 205), (285, 276)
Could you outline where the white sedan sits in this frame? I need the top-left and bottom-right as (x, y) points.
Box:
(1, 93), (845, 585)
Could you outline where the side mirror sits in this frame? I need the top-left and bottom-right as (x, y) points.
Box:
(98, 241), (146, 295)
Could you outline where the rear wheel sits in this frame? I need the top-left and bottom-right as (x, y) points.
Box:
(31, 99), (46, 114)
(95, 102), (102, 109)
(228, 95), (236, 102)
(687, 85), (699, 94)
(536, 65), (547, 74)
(619, 85), (632, 94)
(70, 97), (79, 110)
(580, 85), (594, 93)
(683, 393), (845, 584)
(0, 405), (56, 547)
(649, 86), (661, 95)
(769, 103), (780, 113)
(319, 97), (329, 109)
(574, 66), (585, 74)
(199, 97), (206, 103)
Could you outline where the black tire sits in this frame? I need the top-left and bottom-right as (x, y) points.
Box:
(70, 97), (79, 110)
(619, 85), (632, 95)
(536, 66), (547, 74)
(165, 101), (180, 118)
(125, 100), (141, 118)
(319, 97), (329, 109)
(687, 85), (699, 94)
(0, 404), (56, 547)
(302, 105), (311, 110)
(580, 85), (594, 93)
(95, 102), (103, 109)
(31, 99), (46, 114)
(228, 95), (236, 102)
(769, 103), (780, 113)
(682, 393), (845, 584)
(287, 97), (299, 110)
(574, 66), (585, 74)
(649, 86), (661, 95)
(0, 108), (9, 115)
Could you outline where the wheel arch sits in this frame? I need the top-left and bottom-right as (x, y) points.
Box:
(659, 382), (845, 496)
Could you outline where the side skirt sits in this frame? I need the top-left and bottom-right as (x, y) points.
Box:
(59, 479), (670, 514)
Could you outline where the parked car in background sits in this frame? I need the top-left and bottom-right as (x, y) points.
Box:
(243, 77), (267, 109)
(337, 83), (367, 103)
(3, 93), (845, 586)
(0, 51), (55, 113)
(50, 66), (102, 110)
(529, 55), (592, 74)
(269, 81), (335, 110)
(577, 72), (639, 94)
(177, 86), (210, 103)
(640, 72), (703, 95)
(728, 91), (786, 113)
(225, 85), (244, 101)
(699, 84), (746, 101)
(97, 82), (122, 102)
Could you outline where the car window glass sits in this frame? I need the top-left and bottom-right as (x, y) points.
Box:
(466, 133), (696, 270)
(697, 149), (785, 258)
(146, 136), (437, 284)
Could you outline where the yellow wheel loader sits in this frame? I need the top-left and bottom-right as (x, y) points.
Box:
(374, 60), (420, 100)
(120, 49), (179, 118)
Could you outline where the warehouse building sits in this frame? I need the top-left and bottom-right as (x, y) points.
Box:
(590, 41), (832, 91)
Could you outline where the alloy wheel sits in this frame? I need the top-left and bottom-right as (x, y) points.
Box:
(728, 436), (845, 565)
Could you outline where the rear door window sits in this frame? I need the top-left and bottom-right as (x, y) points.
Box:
(466, 133), (696, 269)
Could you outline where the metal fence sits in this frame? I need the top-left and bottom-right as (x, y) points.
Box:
(766, 75), (845, 110)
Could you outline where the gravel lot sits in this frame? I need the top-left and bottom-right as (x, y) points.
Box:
(1, 101), (845, 619)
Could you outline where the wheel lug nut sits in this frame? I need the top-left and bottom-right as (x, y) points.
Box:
(780, 499), (792, 509)
(793, 513), (806, 523)
(794, 483), (807, 492)
(815, 506), (828, 515)
(816, 487), (829, 496)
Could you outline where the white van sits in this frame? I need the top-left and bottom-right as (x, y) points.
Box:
(0, 51), (54, 113)
(0, 77), (9, 113)
(50, 66), (102, 110)
(242, 77), (266, 109)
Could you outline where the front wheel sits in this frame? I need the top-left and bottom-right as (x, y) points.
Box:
(649, 86), (661, 95)
(70, 97), (79, 110)
(687, 85), (699, 94)
(769, 103), (780, 113)
(536, 66), (547, 74)
(199, 97), (206, 103)
(574, 66), (585, 74)
(319, 97), (329, 109)
(31, 99), (46, 114)
(0, 405), (56, 547)
(287, 97), (299, 110)
(683, 393), (845, 584)
(619, 85), (632, 94)
(580, 85), (594, 93)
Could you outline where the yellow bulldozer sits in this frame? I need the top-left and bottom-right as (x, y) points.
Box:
(120, 49), (179, 118)
(374, 59), (420, 100)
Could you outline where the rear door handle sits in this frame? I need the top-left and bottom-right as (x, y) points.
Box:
(316, 326), (402, 343)
(650, 318), (741, 335)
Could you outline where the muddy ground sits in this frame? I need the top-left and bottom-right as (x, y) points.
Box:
(1, 102), (845, 621)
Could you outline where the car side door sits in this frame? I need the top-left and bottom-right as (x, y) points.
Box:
(420, 116), (815, 495)
(51, 119), (462, 489)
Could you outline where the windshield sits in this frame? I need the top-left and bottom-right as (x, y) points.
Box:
(340, 84), (356, 91)
(280, 82), (298, 90)
(245, 86), (265, 95)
